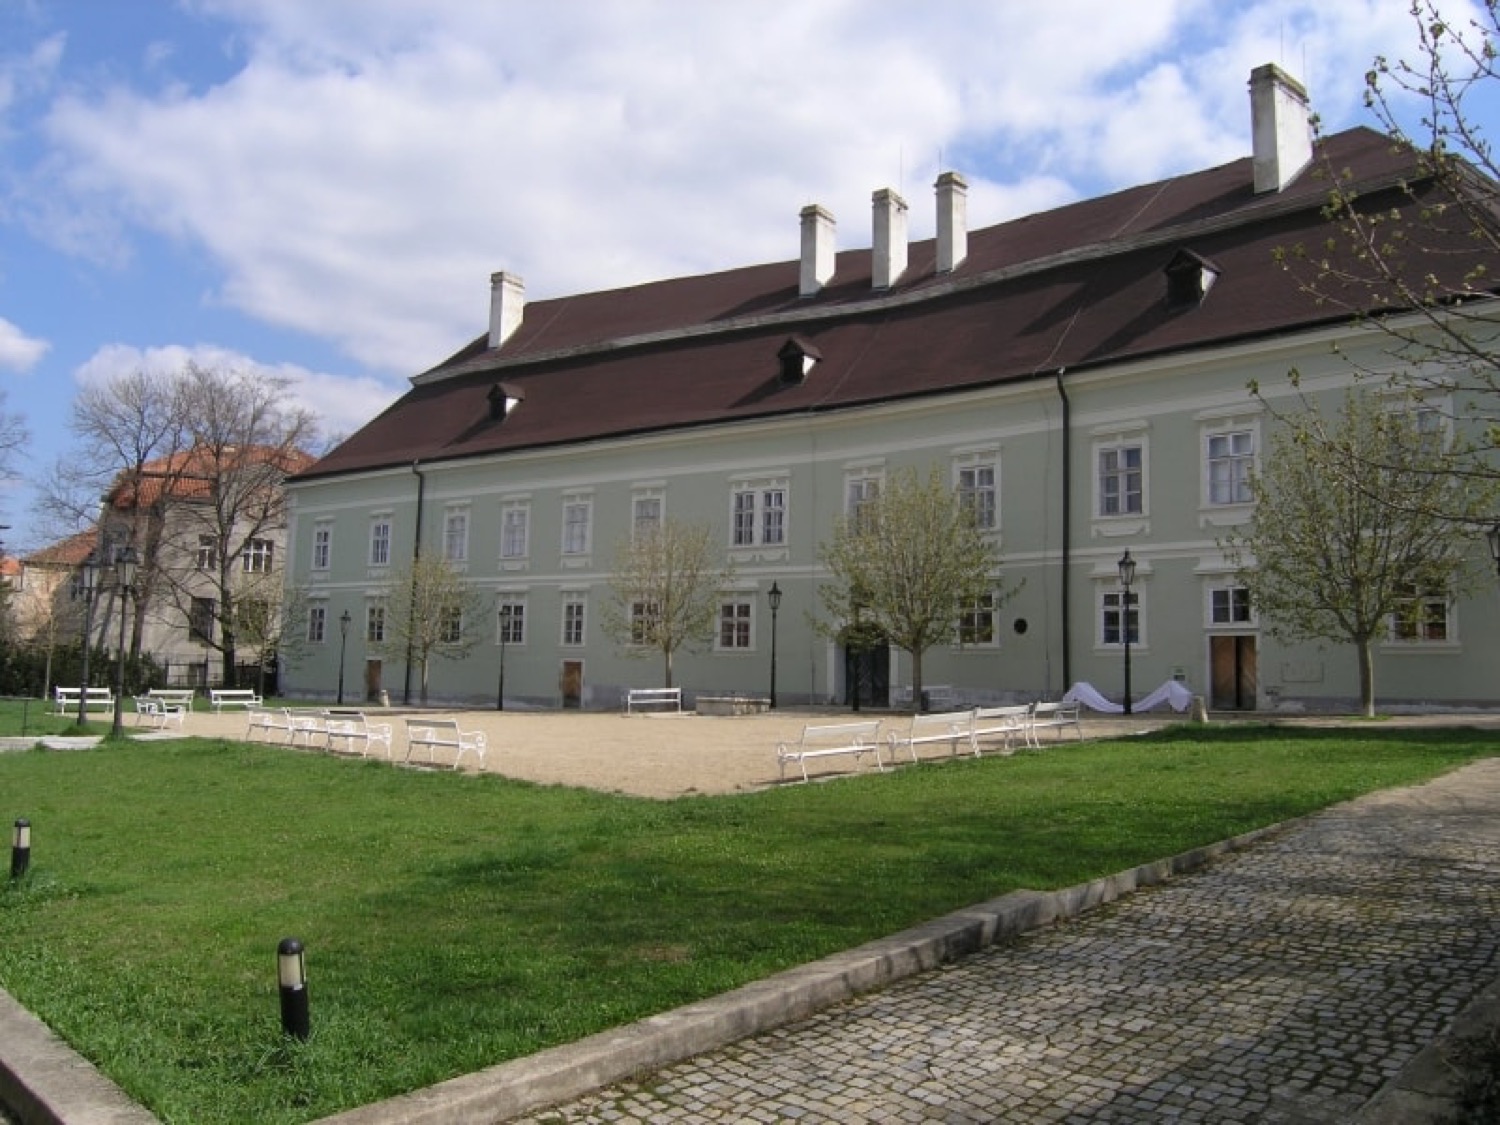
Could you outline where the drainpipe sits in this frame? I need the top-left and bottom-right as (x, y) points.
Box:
(1055, 370), (1072, 693)
(405, 460), (425, 705)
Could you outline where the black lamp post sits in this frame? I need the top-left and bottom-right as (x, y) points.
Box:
(1118, 549), (1137, 716)
(767, 582), (782, 710)
(850, 594), (865, 713)
(75, 551), (100, 728)
(496, 604), (510, 711)
(336, 610), (351, 706)
(109, 547), (138, 738)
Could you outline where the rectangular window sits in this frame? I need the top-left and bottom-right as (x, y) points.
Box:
(370, 519), (391, 567)
(189, 597), (216, 644)
(307, 604), (327, 644)
(312, 524), (331, 571)
(443, 509), (468, 563)
(366, 603), (386, 644)
(957, 592), (997, 645)
(498, 600), (526, 645)
(1390, 583), (1450, 643)
(630, 600), (659, 646)
(731, 485), (787, 547)
(242, 538), (274, 573)
(717, 599), (752, 650)
(847, 475), (881, 531)
(562, 596), (586, 647)
(957, 463), (997, 530)
(633, 494), (663, 538)
(1101, 590), (1139, 646)
(562, 497), (592, 556)
(1210, 586), (1252, 625)
(1098, 446), (1143, 516)
(197, 535), (217, 570)
(500, 503), (529, 559)
(439, 605), (463, 645)
(1207, 432), (1254, 505)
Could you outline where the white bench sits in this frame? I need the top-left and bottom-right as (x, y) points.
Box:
(245, 706), (294, 743)
(147, 688), (196, 712)
(776, 719), (885, 783)
(625, 687), (682, 714)
(288, 710), (332, 748)
(1029, 700), (1083, 746)
(132, 695), (186, 730)
(211, 688), (263, 713)
(324, 711), (394, 758)
(887, 710), (976, 765)
(404, 718), (487, 769)
(894, 684), (956, 712)
(970, 704), (1032, 756)
(54, 686), (114, 715)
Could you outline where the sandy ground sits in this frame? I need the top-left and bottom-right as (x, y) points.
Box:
(169, 705), (1178, 798)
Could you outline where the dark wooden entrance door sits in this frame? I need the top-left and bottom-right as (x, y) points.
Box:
(560, 660), (583, 709)
(844, 645), (890, 710)
(364, 659), (383, 703)
(1210, 635), (1257, 710)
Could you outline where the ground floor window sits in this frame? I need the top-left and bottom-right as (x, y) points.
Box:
(717, 599), (752, 650)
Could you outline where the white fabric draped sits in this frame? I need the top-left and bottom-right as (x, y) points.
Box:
(1061, 679), (1194, 714)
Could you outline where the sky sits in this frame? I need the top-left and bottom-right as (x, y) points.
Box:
(0, 0), (1495, 556)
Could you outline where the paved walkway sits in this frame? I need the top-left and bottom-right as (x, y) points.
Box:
(496, 757), (1500, 1124)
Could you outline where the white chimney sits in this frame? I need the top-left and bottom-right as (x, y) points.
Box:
(935, 171), (968, 273)
(799, 204), (836, 297)
(1250, 64), (1313, 194)
(872, 188), (908, 290)
(488, 271), (525, 349)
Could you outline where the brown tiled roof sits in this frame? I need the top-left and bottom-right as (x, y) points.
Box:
(107, 444), (317, 510)
(23, 528), (99, 568)
(298, 127), (1491, 482)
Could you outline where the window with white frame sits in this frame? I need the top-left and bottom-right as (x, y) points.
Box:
(498, 597), (526, 645)
(312, 524), (331, 571)
(955, 457), (998, 530)
(632, 490), (664, 538)
(846, 472), (882, 531)
(1100, 589), (1140, 646)
(1209, 585), (1253, 625)
(439, 604), (463, 645)
(307, 604), (327, 644)
(1389, 582), (1451, 643)
(630, 600), (659, 645)
(731, 482), (787, 547)
(242, 538), (274, 573)
(1206, 431), (1254, 506)
(562, 495), (592, 556)
(957, 592), (997, 646)
(1097, 444), (1144, 516)
(717, 598), (753, 650)
(366, 602), (386, 644)
(561, 594), (586, 647)
(196, 535), (217, 570)
(443, 508), (469, 563)
(369, 518), (391, 567)
(500, 501), (529, 560)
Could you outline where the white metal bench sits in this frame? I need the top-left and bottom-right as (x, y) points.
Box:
(404, 718), (487, 769)
(132, 695), (186, 729)
(324, 711), (394, 758)
(54, 686), (115, 715)
(776, 719), (885, 783)
(1029, 700), (1083, 747)
(288, 710), (332, 748)
(625, 687), (682, 714)
(147, 688), (196, 712)
(245, 705), (294, 743)
(887, 710), (975, 765)
(970, 704), (1032, 756)
(211, 688), (264, 713)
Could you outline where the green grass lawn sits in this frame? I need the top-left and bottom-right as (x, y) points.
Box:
(1, 723), (1496, 1123)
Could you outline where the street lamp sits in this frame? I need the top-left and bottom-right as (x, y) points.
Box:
(110, 547), (139, 737)
(767, 581), (782, 710)
(336, 610), (351, 706)
(75, 551), (100, 728)
(1117, 549), (1137, 716)
(849, 592), (866, 713)
(496, 603), (510, 711)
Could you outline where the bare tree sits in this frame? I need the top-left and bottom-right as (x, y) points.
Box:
(601, 519), (731, 689)
(818, 465), (1009, 712)
(1221, 389), (1486, 716)
(373, 555), (488, 705)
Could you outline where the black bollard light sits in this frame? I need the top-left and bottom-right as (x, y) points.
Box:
(277, 937), (310, 1040)
(10, 818), (29, 880)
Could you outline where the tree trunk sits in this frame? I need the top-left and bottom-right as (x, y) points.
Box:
(663, 648), (674, 690)
(910, 647), (924, 714)
(1356, 637), (1376, 718)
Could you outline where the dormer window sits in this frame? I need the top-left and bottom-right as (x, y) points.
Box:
(1164, 249), (1220, 308)
(488, 382), (525, 421)
(777, 336), (822, 385)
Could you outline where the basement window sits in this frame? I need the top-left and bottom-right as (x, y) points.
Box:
(1164, 249), (1221, 308)
(777, 336), (822, 385)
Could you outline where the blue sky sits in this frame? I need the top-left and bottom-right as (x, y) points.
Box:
(0, 0), (1493, 555)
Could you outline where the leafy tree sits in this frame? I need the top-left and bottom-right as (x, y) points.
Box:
(1221, 389), (1487, 717)
(374, 555), (488, 705)
(601, 518), (731, 689)
(818, 465), (1009, 713)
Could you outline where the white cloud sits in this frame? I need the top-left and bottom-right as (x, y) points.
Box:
(0, 317), (49, 373)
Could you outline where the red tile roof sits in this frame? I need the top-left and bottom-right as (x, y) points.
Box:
(107, 444), (316, 510)
(22, 528), (100, 568)
(298, 127), (1490, 482)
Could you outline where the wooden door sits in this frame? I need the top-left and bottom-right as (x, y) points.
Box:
(560, 660), (583, 709)
(363, 659), (383, 703)
(1210, 636), (1257, 711)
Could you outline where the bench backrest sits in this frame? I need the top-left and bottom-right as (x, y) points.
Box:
(974, 705), (1029, 721)
(213, 689), (258, 699)
(406, 718), (460, 735)
(1033, 701), (1077, 718)
(800, 720), (882, 743)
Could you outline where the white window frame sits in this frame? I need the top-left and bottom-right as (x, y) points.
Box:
(500, 501), (530, 561)
(845, 468), (883, 531)
(1205, 430), (1255, 506)
(307, 604), (327, 645)
(1207, 585), (1254, 627)
(561, 593), (586, 647)
(366, 601), (386, 644)
(730, 480), (788, 548)
(497, 596), (527, 646)
(1096, 443), (1145, 518)
(443, 507), (469, 564)
(716, 597), (754, 651)
(1099, 588), (1143, 647)
(1387, 582), (1455, 646)
(369, 517), (392, 567)
(632, 488), (665, 540)
(562, 494), (593, 557)
(197, 535), (218, 571)
(629, 600), (659, 646)
(242, 537), (274, 573)
(954, 454), (999, 531)
(956, 591), (998, 647)
(312, 523), (331, 571)
(439, 604), (464, 646)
